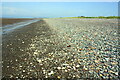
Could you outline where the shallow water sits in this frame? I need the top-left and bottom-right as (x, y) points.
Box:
(2, 19), (40, 34)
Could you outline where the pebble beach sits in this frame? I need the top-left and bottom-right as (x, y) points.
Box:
(2, 18), (119, 79)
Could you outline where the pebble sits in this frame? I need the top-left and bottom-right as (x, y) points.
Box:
(62, 67), (65, 69)
(76, 65), (80, 67)
(22, 41), (25, 44)
(37, 59), (42, 63)
(7, 66), (9, 68)
(95, 60), (99, 63)
(57, 67), (61, 70)
(114, 72), (118, 75)
(19, 66), (22, 68)
(4, 18), (118, 79)
(105, 58), (109, 61)
(84, 68), (88, 70)
(48, 71), (54, 75)
(22, 70), (25, 72)
(65, 69), (68, 72)
(57, 76), (61, 79)
(34, 52), (38, 55)
(15, 59), (18, 61)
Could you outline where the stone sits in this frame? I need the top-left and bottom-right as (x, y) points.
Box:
(22, 41), (25, 44)
(48, 71), (54, 75)
(23, 70), (25, 72)
(57, 67), (61, 70)
(34, 52), (38, 55)
(76, 65), (80, 68)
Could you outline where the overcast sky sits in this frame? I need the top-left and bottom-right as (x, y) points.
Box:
(1, 2), (118, 18)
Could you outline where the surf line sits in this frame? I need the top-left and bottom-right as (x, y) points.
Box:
(2, 19), (40, 34)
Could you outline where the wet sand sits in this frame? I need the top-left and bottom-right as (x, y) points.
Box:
(2, 18), (34, 26)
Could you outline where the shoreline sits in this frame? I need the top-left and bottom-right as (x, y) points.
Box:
(2, 19), (67, 78)
(2, 20), (52, 78)
(1, 18), (35, 26)
(2, 19), (40, 35)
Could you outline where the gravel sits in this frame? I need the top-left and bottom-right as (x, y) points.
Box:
(42, 18), (118, 79)
(2, 18), (119, 79)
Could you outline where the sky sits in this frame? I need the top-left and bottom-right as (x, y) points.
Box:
(1, 2), (118, 18)
(1, 0), (120, 2)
